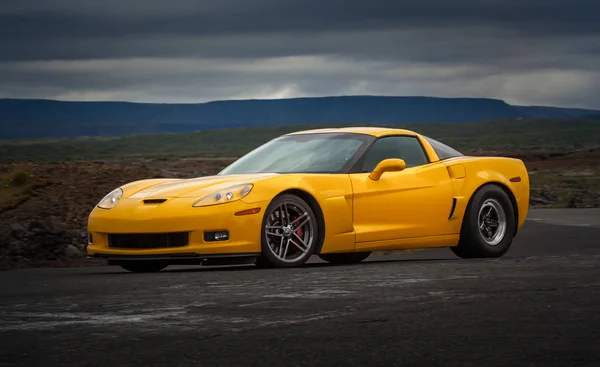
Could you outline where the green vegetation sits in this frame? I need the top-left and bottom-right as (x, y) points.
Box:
(528, 165), (600, 208)
(1, 118), (599, 162)
(0, 168), (41, 211)
(5, 169), (36, 187)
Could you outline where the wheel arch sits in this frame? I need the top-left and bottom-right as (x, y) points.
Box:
(464, 181), (520, 237)
(275, 188), (327, 254)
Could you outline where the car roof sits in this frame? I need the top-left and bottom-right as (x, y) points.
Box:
(285, 126), (418, 137)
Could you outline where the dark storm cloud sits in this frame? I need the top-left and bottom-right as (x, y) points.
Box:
(1, 0), (599, 108)
(2, 0), (599, 61)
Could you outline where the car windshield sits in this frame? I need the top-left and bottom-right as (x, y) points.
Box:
(219, 133), (372, 174)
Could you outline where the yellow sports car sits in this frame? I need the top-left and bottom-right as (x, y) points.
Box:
(86, 127), (530, 272)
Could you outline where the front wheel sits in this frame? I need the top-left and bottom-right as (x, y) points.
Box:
(451, 184), (516, 259)
(259, 194), (321, 268)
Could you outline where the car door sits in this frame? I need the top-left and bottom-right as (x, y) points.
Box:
(350, 135), (454, 244)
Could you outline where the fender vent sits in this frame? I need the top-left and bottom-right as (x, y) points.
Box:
(448, 198), (457, 219)
(143, 199), (167, 204)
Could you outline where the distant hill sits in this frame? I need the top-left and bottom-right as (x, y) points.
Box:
(1, 95), (598, 139)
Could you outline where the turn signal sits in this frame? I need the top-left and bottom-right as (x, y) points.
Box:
(235, 208), (261, 216)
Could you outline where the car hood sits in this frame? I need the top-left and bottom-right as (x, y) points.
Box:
(127, 173), (278, 199)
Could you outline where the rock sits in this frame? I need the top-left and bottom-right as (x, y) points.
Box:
(530, 196), (552, 206)
(28, 218), (48, 232)
(8, 238), (28, 256)
(0, 216), (85, 263)
(24, 216), (69, 236)
(539, 189), (557, 201)
(74, 241), (87, 250)
(538, 153), (550, 160)
(65, 229), (81, 239)
(0, 231), (11, 252)
(63, 244), (82, 258)
(44, 216), (68, 234)
(9, 223), (27, 238)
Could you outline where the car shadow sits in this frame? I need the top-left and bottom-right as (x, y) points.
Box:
(83, 255), (462, 275)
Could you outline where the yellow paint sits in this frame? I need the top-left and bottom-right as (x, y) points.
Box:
(87, 127), (530, 258)
(368, 158), (406, 181)
(353, 234), (459, 252)
(447, 164), (466, 179)
(350, 163), (455, 243)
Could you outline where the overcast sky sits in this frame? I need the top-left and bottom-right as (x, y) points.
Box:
(1, 0), (599, 109)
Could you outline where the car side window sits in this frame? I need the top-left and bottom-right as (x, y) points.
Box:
(423, 136), (463, 160)
(361, 136), (429, 172)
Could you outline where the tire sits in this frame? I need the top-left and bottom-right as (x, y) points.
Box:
(259, 193), (321, 268)
(119, 261), (169, 273)
(318, 252), (372, 265)
(451, 184), (516, 259)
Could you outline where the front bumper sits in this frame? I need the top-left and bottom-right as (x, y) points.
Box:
(86, 197), (268, 257)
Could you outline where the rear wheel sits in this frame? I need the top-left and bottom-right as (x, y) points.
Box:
(451, 184), (516, 258)
(118, 261), (169, 273)
(259, 194), (320, 268)
(318, 252), (371, 265)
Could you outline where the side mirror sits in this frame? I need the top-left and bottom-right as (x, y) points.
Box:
(369, 158), (406, 181)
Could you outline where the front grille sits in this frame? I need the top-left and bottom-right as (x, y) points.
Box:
(108, 232), (189, 249)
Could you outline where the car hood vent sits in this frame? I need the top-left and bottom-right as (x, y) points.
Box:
(143, 199), (167, 204)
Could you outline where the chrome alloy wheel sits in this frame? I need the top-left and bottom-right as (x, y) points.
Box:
(478, 198), (507, 246)
(264, 201), (315, 263)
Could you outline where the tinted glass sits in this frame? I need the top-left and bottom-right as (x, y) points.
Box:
(219, 133), (371, 174)
(423, 136), (463, 160)
(361, 136), (429, 172)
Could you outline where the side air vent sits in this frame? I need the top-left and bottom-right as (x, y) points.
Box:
(143, 199), (167, 205)
(448, 198), (457, 219)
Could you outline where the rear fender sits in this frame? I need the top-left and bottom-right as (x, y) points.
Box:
(443, 157), (529, 234)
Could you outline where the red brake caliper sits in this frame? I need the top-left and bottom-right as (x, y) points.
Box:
(294, 216), (303, 237)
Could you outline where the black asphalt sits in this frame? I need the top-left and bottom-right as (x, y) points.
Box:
(1, 211), (600, 367)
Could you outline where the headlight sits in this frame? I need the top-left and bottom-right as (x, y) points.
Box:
(192, 184), (253, 207)
(97, 188), (123, 209)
